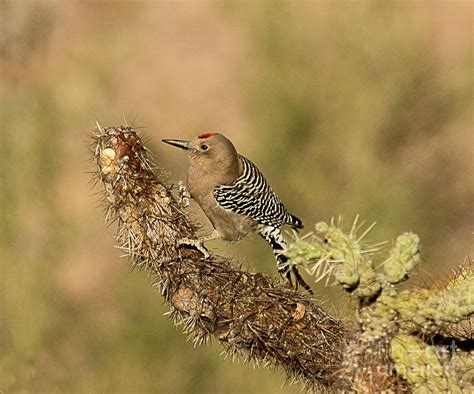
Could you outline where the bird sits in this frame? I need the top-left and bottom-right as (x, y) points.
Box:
(162, 132), (312, 294)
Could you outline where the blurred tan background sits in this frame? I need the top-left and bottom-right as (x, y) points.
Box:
(0, 1), (472, 393)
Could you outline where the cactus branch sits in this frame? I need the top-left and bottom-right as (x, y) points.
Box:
(90, 125), (351, 391)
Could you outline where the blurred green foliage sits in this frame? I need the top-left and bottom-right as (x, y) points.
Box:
(0, 1), (472, 392)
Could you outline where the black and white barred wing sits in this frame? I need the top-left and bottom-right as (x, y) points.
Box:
(214, 156), (302, 229)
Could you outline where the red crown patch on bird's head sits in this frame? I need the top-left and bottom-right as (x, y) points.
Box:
(198, 132), (219, 139)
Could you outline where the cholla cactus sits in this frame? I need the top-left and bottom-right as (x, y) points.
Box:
(286, 220), (473, 392)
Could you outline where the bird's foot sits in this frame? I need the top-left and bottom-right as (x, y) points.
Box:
(177, 237), (210, 258)
(278, 254), (313, 295)
(177, 180), (190, 208)
(291, 265), (314, 295)
(177, 231), (220, 258)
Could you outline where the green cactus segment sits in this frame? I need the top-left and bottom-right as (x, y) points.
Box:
(284, 238), (328, 268)
(287, 221), (383, 299)
(453, 350), (474, 390)
(390, 334), (462, 393)
(444, 271), (474, 321)
(384, 233), (421, 284)
(381, 272), (474, 332)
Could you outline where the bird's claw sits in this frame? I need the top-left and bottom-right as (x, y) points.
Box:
(177, 180), (190, 208)
(177, 237), (210, 258)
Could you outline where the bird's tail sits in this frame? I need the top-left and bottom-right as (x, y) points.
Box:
(258, 226), (313, 295)
(288, 214), (304, 231)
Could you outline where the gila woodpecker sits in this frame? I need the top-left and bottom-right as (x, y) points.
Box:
(162, 133), (312, 294)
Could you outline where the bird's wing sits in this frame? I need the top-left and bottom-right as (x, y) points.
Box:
(214, 155), (301, 228)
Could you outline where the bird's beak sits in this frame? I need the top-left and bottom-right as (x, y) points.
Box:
(162, 139), (193, 151)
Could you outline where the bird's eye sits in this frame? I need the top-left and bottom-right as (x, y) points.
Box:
(201, 144), (208, 151)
